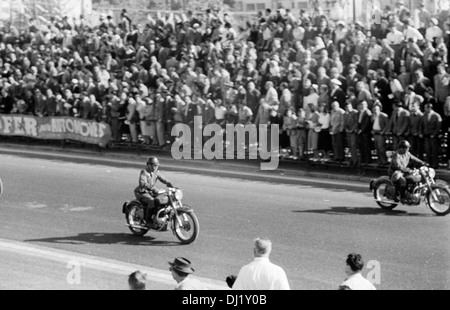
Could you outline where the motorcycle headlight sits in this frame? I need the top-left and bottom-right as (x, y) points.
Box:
(429, 168), (436, 179)
(174, 189), (183, 201)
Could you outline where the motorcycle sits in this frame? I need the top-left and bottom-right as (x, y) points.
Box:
(370, 166), (450, 216)
(122, 187), (200, 244)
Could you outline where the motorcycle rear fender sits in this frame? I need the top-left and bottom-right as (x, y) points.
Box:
(370, 176), (392, 191)
(122, 200), (142, 214)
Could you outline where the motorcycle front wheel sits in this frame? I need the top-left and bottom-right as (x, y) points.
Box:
(126, 203), (150, 236)
(173, 210), (199, 244)
(374, 181), (398, 210)
(426, 185), (450, 216)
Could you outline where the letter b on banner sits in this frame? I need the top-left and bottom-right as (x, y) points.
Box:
(66, 261), (82, 285)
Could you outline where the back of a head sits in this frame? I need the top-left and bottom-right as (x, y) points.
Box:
(346, 253), (364, 272)
(129, 271), (147, 290)
(254, 238), (272, 257)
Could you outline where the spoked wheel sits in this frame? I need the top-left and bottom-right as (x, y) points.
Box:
(126, 203), (149, 236)
(427, 186), (450, 216)
(374, 181), (398, 210)
(173, 211), (199, 244)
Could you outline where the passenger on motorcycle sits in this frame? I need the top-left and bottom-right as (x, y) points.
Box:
(134, 157), (174, 222)
(388, 140), (427, 202)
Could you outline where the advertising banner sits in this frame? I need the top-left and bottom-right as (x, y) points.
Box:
(0, 114), (111, 146)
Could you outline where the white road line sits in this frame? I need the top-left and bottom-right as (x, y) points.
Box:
(0, 238), (229, 290)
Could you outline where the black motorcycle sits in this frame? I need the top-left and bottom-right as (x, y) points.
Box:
(122, 188), (199, 244)
(370, 166), (450, 216)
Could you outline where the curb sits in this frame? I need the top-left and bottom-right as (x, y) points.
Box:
(2, 142), (450, 185)
(0, 143), (372, 183)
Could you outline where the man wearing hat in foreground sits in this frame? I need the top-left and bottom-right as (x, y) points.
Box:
(169, 257), (207, 290)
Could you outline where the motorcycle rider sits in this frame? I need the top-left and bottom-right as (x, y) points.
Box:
(135, 156), (174, 224)
(389, 140), (427, 202)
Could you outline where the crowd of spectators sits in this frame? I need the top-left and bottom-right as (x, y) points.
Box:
(1, 1), (450, 168)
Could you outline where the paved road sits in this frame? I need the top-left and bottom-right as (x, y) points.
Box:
(0, 153), (449, 290)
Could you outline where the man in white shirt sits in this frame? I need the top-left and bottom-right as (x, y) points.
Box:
(264, 81), (279, 107)
(426, 18), (443, 43)
(339, 253), (376, 290)
(233, 238), (290, 290)
(386, 24), (405, 46)
(403, 20), (424, 44)
(368, 37), (383, 62)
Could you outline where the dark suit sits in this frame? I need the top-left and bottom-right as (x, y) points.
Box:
(317, 76), (331, 91)
(379, 60), (395, 79)
(414, 77), (432, 98)
(303, 72), (317, 86)
(421, 110), (442, 168)
(363, 60), (379, 77)
(372, 112), (389, 164)
(388, 108), (411, 150)
(344, 110), (359, 164)
(358, 109), (373, 164)
(409, 111), (424, 159)
(375, 77), (393, 116)
(329, 88), (347, 109)
(346, 73), (363, 91)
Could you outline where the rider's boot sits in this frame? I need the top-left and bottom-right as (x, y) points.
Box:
(399, 185), (407, 203)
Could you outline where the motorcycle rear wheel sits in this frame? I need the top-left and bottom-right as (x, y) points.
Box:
(173, 210), (199, 244)
(427, 185), (450, 216)
(374, 181), (398, 210)
(126, 203), (150, 236)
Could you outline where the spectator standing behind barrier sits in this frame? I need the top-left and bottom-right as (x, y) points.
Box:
(357, 101), (373, 164)
(421, 103), (442, 169)
(169, 257), (207, 290)
(233, 238), (290, 290)
(372, 103), (389, 166)
(316, 103), (332, 161)
(434, 63), (450, 116)
(128, 271), (147, 290)
(339, 253), (376, 290)
(155, 93), (167, 147)
(330, 101), (345, 162)
(283, 108), (298, 160)
(388, 100), (411, 150)
(344, 101), (359, 166)
(408, 101), (424, 159)
(296, 109), (309, 161)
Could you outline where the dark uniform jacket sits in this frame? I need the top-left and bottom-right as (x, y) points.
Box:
(421, 110), (442, 137)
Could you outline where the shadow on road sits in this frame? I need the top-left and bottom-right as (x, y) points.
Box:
(24, 232), (185, 246)
(292, 206), (434, 217)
